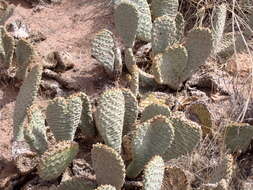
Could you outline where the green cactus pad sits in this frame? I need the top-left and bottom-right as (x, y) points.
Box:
(78, 92), (96, 137)
(126, 116), (174, 178)
(143, 156), (165, 190)
(140, 103), (171, 123)
(0, 1), (14, 25)
(152, 15), (177, 55)
(163, 112), (202, 160)
(56, 177), (95, 190)
(38, 141), (79, 181)
(151, 0), (179, 19)
(212, 3), (227, 55)
(13, 65), (43, 141)
(0, 27), (15, 68)
(95, 88), (125, 153)
(92, 143), (125, 190)
(91, 29), (115, 77)
(114, 1), (138, 48)
(122, 89), (138, 135)
(132, 0), (152, 42)
(15, 39), (35, 80)
(46, 94), (83, 141)
(224, 123), (253, 153)
(152, 44), (188, 90)
(95, 185), (116, 190)
(184, 27), (212, 80)
(175, 13), (185, 42)
(24, 105), (48, 155)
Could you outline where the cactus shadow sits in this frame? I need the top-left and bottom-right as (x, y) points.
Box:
(0, 86), (18, 111)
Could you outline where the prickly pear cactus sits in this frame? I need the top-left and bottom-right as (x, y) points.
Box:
(152, 44), (188, 90)
(224, 123), (253, 153)
(13, 65), (43, 141)
(0, 27), (14, 68)
(95, 185), (116, 190)
(78, 92), (96, 137)
(122, 89), (138, 135)
(175, 13), (185, 42)
(143, 156), (165, 190)
(95, 88), (125, 153)
(38, 141), (79, 181)
(126, 116), (174, 178)
(216, 32), (246, 58)
(24, 105), (48, 155)
(91, 29), (115, 78)
(186, 102), (213, 135)
(184, 27), (212, 80)
(115, 0), (152, 42)
(15, 39), (35, 80)
(151, 0), (179, 19)
(152, 15), (177, 55)
(91, 143), (125, 190)
(0, 1), (14, 25)
(163, 112), (202, 160)
(212, 3), (227, 55)
(46, 94), (82, 141)
(56, 177), (95, 190)
(114, 1), (138, 48)
(140, 103), (171, 123)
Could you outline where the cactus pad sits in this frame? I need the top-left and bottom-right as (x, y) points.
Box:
(24, 105), (48, 155)
(0, 27), (15, 68)
(152, 44), (188, 89)
(91, 29), (115, 77)
(186, 102), (213, 135)
(152, 15), (177, 55)
(13, 65), (43, 141)
(126, 116), (174, 178)
(209, 154), (234, 184)
(15, 39), (35, 80)
(143, 156), (165, 190)
(151, 0), (179, 19)
(224, 123), (253, 153)
(78, 92), (96, 137)
(114, 1), (138, 48)
(140, 103), (171, 123)
(132, 0), (152, 42)
(163, 112), (202, 160)
(91, 143), (125, 190)
(175, 13), (185, 42)
(184, 28), (212, 79)
(212, 3), (227, 55)
(95, 88), (125, 153)
(38, 141), (79, 181)
(122, 89), (138, 135)
(46, 94), (82, 141)
(56, 177), (95, 190)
